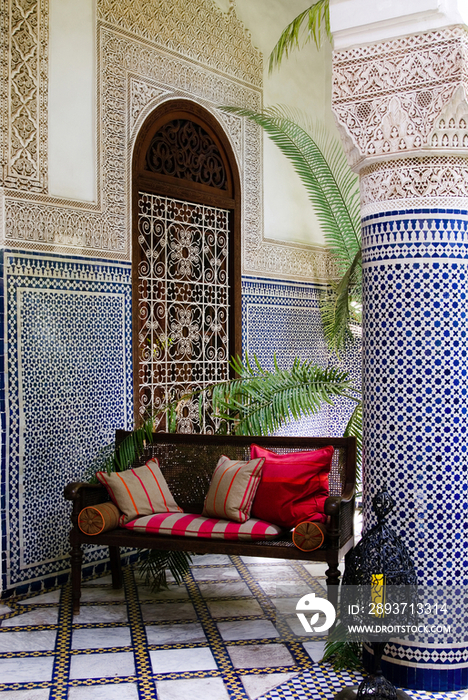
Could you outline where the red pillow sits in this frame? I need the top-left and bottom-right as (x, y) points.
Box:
(249, 444), (334, 528)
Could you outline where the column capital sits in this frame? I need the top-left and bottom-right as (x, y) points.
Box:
(332, 25), (468, 171)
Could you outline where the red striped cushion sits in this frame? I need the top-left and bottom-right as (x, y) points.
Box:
(123, 512), (283, 541)
(96, 458), (183, 525)
(202, 455), (264, 523)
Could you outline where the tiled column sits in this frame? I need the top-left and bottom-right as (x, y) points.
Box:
(331, 11), (468, 691)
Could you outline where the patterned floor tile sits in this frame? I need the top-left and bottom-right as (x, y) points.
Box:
(68, 684), (140, 700)
(227, 643), (295, 669)
(71, 626), (132, 649)
(241, 672), (299, 699)
(0, 655), (55, 682)
(145, 622), (206, 645)
(217, 619), (279, 641)
(0, 556), (463, 700)
(69, 651), (136, 679)
(0, 629), (57, 651)
(207, 598), (264, 618)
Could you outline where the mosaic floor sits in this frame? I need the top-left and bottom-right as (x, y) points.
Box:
(0, 555), (465, 700)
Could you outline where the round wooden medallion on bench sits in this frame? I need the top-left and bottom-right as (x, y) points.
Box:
(292, 521), (326, 551)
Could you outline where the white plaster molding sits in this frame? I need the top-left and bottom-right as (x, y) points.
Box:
(332, 26), (468, 172)
(330, 0), (468, 50)
(0, 187), (5, 245)
(360, 155), (468, 213)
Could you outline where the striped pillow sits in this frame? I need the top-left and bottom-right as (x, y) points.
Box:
(202, 455), (264, 523)
(123, 512), (283, 541)
(96, 458), (183, 526)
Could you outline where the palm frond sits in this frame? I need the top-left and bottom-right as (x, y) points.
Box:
(211, 354), (360, 436)
(322, 622), (362, 670)
(268, 0), (331, 73)
(344, 401), (362, 492)
(320, 249), (362, 352)
(104, 413), (155, 474)
(138, 550), (192, 591)
(220, 105), (361, 273)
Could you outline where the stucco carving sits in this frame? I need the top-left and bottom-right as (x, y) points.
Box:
(2, 0), (48, 192)
(98, 0), (262, 88)
(0, 0), (333, 282)
(332, 26), (468, 170)
(360, 156), (468, 216)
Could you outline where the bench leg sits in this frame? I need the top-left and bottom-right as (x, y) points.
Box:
(71, 541), (83, 615)
(325, 554), (341, 629)
(109, 546), (122, 589)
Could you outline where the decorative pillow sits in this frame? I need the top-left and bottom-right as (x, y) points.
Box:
(249, 444), (334, 528)
(78, 502), (121, 535)
(96, 458), (183, 525)
(123, 512), (283, 541)
(202, 455), (264, 523)
(292, 521), (327, 551)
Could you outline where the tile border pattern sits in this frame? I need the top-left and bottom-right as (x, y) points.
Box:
(2, 250), (133, 592)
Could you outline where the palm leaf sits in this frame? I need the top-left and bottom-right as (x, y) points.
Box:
(320, 249), (362, 352)
(343, 401), (362, 493)
(220, 105), (361, 273)
(322, 622), (362, 670)
(212, 354), (360, 436)
(268, 0), (331, 73)
(138, 550), (193, 591)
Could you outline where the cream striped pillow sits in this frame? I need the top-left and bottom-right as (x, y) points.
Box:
(202, 455), (264, 523)
(96, 458), (182, 525)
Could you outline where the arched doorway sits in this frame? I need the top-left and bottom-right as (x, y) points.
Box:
(132, 100), (241, 432)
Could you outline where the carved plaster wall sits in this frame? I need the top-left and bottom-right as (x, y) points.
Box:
(0, 0), (333, 283)
(1, 0), (48, 193)
(332, 26), (468, 171)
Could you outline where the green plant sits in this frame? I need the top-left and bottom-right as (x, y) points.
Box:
(220, 105), (362, 353)
(210, 354), (361, 438)
(268, 0), (331, 73)
(138, 550), (193, 591)
(322, 622), (362, 670)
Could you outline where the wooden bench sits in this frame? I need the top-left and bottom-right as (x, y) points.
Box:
(65, 432), (356, 615)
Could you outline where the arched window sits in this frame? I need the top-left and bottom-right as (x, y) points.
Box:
(132, 100), (241, 433)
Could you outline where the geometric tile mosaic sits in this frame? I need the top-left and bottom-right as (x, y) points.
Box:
(242, 276), (361, 438)
(2, 251), (133, 593)
(362, 209), (468, 682)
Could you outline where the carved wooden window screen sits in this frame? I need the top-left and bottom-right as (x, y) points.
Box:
(137, 192), (230, 433)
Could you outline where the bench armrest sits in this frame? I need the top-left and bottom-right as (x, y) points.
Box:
(324, 484), (355, 550)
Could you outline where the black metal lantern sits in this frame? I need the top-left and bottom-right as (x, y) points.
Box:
(336, 488), (417, 700)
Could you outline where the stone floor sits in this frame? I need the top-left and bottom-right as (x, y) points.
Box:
(0, 554), (464, 700)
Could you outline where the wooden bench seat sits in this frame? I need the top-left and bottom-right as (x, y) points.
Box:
(64, 432), (356, 615)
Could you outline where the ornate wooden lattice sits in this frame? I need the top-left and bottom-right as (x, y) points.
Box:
(137, 193), (229, 433)
(145, 119), (227, 190)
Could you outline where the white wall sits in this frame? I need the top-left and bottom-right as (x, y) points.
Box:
(48, 0), (96, 202)
(233, 0), (335, 247)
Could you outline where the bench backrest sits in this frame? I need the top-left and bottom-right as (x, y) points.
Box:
(115, 431), (356, 514)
